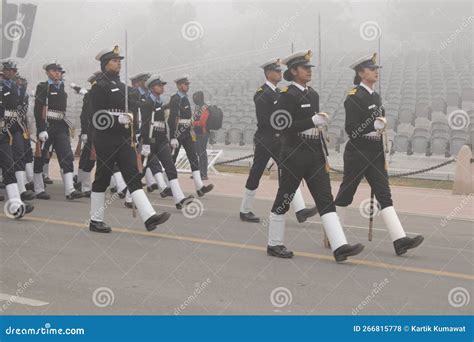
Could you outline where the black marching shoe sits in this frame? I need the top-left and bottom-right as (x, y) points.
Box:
(36, 191), (50, 200)
(267, 245), (294, 258)
(66, 190), (83, 200)
(118, 188), (127, 199)
(160, 187), (172, 198)
(109, 186), (117, 193)
(44, 176), (53, 185)
(24, 202), (34, 214)
(89, 220), (112, 233)
(197, 184), (214, 197)
(394, 235), (424, 256)
(333, 243), (364, 263)
(82, 191), (91, 198)
(21, 191), (35, 201)
(295, 206), (318, 223)
(124, 201), (133, 209)
(147, 183), (158, 193)
(176, 195), (194, 210)
(0, 194), (4, 201)
(74, 181), (82, 191)
(240, 211), (260, 223)
(144, 212), (171, 231)
(25, 181), (34, 191)
(0, 181), (5, 189)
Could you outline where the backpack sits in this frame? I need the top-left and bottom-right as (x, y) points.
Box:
(206, 104), (223, 130)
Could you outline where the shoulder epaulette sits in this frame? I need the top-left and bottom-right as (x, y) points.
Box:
(348, 87), (358, 95)
(256, 87), (263, 92)
(280, 86), (288, 93)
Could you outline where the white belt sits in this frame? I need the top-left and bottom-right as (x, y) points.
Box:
(107, 109), (130, 117)
(178, 119), (191, 125)
(362, 132), (382, 141)
(298, 127), (320, 139)
(46, 110), (65, 120)
(4, 110), (18, 118)
(152, 121), (166, 131)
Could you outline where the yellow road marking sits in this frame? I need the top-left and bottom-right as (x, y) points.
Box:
(6, 214), (474, 281)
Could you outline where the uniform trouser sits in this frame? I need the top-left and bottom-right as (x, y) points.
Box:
(245, 133), (281, 191)
(152, 137), (178, 181)
(11, 130), (26, 172)
(334, 145), (393, 209)
(23, 136), (33, 164)
(172, 133), (199, 172)
(195, 133), (209, 178)
(0, 139), (17, 186)
(78, 139), (96, 172)
(271, 140), (335, 216)
(146, 153), (163, 175)
(33, 123), (74, 174)
(92, 133), (142, 193)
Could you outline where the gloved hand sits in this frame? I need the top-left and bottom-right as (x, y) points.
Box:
(374, 117), (387, 131)
(312, 112), (329, 127)
(118, 113), (132, 125)
(38, 131), (49, 142)
(141, 144), (151, 157)
(81, 134), (88, 143)
(170, 138), (179, 149)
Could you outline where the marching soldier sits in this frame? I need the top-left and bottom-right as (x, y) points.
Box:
(334, 53), (424, 256)
(76, 71), (102, 197)
(32, 62), (83, 200)
(0, 64), (34, 218)
(88, 46), (170, 233)
(141, 74), (194, 209)
(1, 60), (35, 201)
(239, 58), (318, 224)
(267, 50), (364, 262)
(169, 75), (214, 197)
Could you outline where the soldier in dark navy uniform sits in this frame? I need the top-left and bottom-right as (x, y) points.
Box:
(32, 62), (82, 201)
(88, 46), (170, 233)
(1, 60), (35, 201)
(0, 64), (34, 217)
(239, 58), (317, 224)
(266, 50), (364, 262)
(168, 75), (214, 197)
(334, 53), (423, 256)
(140, 74), (194, 209)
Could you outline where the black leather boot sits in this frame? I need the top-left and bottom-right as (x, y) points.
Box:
(394, 235), (424, 256)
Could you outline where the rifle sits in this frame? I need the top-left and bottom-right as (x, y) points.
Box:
(74, 138), (82, 158)
(35, 83), (49, 157)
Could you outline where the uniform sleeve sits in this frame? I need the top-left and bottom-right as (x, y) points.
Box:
(254, 90), (273, 131)
(140, 102), (153, 145)
(277, 92), (314, 133)
(80, 93), (91, 134)
(34, 84), (47, 134)
(167, 95), (179, 139)
(344, 95), (375, 138)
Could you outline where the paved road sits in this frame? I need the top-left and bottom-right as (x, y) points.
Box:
(1, 183), (472, 315)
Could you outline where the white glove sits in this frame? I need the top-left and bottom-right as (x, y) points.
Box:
(81, 134), (88, 143)
(38, 131), (48, 142)
(170, 138), (179, 149)
(79, 88), (88, 96)
(312, 112), (329, 127)
(141, 144), (151, 157)
(118, 113), (132, 125)
(374, 117), (387, 131)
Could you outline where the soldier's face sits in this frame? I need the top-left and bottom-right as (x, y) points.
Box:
(266, 69), (282, 83)
(359, 67), (379, 83)
(178, 83), (189, 93)
(3, 69), (17, 80)
(292, 65), (312, 83)
(46, 69), (61, 81)
(105, 58), (121, 74)
(151, 84), (164, 95)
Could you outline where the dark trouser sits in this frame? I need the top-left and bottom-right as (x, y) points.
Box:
(0, 140), (17, 185)
(195, 133), (209, 178)
(145, 152), (163, 175)
(172, 133), (199, 172)
(271, 140), (335, 216)
(152, 137), (178, 180)
(33, 122), (74, 174)
(23, 136), (33, 164)
(11, 130), (26, 172)
(245, 133), (281, 191)
(334, 144), (393, 209)
(78, 140), (96, 172)
(92, 133), (142, 193)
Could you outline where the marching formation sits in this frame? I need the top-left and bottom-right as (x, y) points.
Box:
(0, 45), (423, 262)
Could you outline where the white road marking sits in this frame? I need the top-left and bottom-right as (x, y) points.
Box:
(0, 293), (49, 307)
